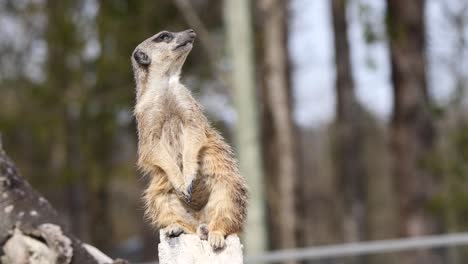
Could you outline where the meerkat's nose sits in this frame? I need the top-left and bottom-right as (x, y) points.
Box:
(175, 29), (197, 49)
(185, 29), (197, 39)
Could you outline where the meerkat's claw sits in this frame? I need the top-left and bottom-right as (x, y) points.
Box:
(208, 232), (226, 251)
(175, 184), (192, 204)
(165, 223), (185, 238)
(181, 181), (194, 204)
(185, 182), (193, 203)
(180, 190), (192, 204)
(186, 181), (193, 197)
(196, 224), (209, 240)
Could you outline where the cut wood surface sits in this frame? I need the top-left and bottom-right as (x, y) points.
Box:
(158, 230), (243, 264)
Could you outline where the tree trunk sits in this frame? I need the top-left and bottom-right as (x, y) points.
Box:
(0, 138), (126, 264)
(331, 0), (366, 244)
(299, 128), (343, 264)
(365, 123), (398, 264)
(45, 0), (89, 242)
(257, 0), (299, 255)
(386, 0), (438, 263)
(224, 0), (268, 255)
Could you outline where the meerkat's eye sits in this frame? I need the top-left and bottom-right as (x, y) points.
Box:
(154, 32), (173, 43)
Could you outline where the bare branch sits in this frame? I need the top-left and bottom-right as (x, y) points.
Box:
(172, 0), (229, 94)
(172, 0), (220, 71)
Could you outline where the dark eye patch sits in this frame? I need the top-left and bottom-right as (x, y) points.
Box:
(153, 32), (173, 43)
(133, 50), (151, 66)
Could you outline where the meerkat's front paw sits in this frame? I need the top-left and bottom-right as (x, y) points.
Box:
(174, 184), (192, 204)
(176, 181), (193, 204)
(196, 224), (209, 240)
(185, 181), (193, 201)
(165, 223), (185, 238)
(208, 231), (226, 250)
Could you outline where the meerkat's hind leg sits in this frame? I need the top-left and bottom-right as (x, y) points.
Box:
(144, 179), (197, 238)
(203, 189), (244, 250)
(197, 223), (209, 240)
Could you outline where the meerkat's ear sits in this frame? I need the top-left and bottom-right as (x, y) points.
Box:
(134, 50), (151, 66)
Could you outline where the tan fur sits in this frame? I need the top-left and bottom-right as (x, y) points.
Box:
(131, 30), (248, 249)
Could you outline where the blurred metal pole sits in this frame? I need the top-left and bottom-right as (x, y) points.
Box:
(246, 232), (468, 263)
(224, 0), (268, 256)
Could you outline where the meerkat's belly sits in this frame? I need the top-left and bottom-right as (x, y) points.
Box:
(159, 115), (212, 210)
(187, 176), (211, 211)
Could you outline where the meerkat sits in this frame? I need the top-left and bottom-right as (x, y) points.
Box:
(131, 29), (248, 250)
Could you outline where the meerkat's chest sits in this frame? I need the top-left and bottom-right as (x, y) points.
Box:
(160, 114), (183, 141)
(158, 108), (186, 163)
(138, 93), (188, 158)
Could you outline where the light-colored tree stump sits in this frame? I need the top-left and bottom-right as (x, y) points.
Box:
(158, 230), (244, 264)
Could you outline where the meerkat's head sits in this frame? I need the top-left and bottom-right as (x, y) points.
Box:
(131, 29), (196, 92)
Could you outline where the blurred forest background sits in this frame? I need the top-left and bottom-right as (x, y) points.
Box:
(1, 0), (468, 263)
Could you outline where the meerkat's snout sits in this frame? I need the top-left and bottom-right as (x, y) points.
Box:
(174, 29), (197, 50)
